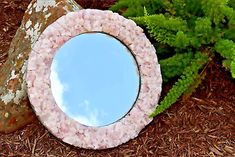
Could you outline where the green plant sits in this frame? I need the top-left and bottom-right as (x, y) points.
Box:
(110, 0), (173, 17)
(110, 0), (235, 116)
(151, 52), (208, 116)
(159, 52), (193, 82)
(215, 39), (235, 77)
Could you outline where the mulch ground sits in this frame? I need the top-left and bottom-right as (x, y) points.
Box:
(0, 0), (235, 156)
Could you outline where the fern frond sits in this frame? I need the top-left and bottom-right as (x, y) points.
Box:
(130, 7), (150, 26)
(229, 0), (235, 9)
(110, 0), (235, 118)
(110, 0), (129, 12)
(222, 59), (232, 70)
(231, 60), (235, 78)
(150, 52), (208, 117)
(215, 39), (235, 78)
(224, 17), (235, 41)
(174, 31), (190, 48)
(194, 17), (213, 44)
(130, 16), (147, 26)
(182, 56), (211, 100)
(132, 11), (187, 32)
(110, 0), (143, 17)
(138, 14), (191, 49)
(215, 39), (235, 59)
(172, 0), (204, 19)
(201, 0), (228, 26)
(182, 72), (205, 100)
(110, 0), (173, 17)
(160, 52), (193, 82)
(221, 5), (235, 20)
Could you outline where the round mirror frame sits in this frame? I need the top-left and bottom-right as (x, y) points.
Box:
(26, 9), (162, 149)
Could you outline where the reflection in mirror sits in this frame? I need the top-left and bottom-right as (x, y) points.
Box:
(50, 33), (140, 127)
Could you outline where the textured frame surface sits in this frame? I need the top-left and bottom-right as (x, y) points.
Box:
(26, 9), (162, 149)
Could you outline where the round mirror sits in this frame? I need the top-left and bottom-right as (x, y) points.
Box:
(27, 10), (162, 149)
(50, 33), (140, 127)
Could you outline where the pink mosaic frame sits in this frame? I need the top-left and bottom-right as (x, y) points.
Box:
(26, 9), (162, 149)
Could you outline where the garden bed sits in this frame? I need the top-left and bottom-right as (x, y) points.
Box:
(0, 0), (234, 156)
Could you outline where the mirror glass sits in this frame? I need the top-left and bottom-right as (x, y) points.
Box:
(50, 33), (140, 127)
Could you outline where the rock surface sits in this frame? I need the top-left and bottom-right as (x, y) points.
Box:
(0, 0), (82, 133)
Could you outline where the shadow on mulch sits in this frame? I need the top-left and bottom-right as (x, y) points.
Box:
(0, 0), (234, 156)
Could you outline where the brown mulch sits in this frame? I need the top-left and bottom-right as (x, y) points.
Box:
(0, 0), (235, 156)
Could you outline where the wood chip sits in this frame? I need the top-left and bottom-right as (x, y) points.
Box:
(209, 152), (216, 157)
(0, 1), (234, 156)
(224, 145), (234, 154)
(209, 147), (224, 156)
(31, 138), (37, 155)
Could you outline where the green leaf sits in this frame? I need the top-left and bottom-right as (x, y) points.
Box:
(160, 52), (193, 82)
(150, 52), (208, 117)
